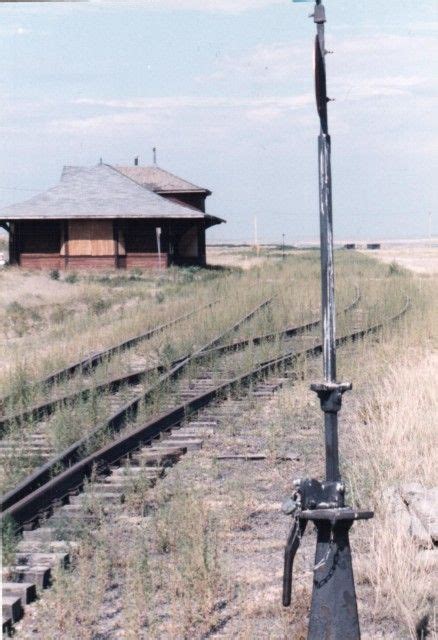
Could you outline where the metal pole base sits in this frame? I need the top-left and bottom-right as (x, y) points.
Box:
(307, 518), (360, 640)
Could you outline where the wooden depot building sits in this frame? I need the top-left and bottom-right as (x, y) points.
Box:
(0, 163), (224, 269)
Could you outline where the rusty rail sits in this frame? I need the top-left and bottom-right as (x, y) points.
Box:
(200, 286), (360, 359)
(1, 296), (409, 529)
(0, 296), (274, 512)
(0, 298), (220, 412)
(0, 288), (359, 434)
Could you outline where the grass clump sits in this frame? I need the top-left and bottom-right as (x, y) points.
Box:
(151, 481), (227, 638)
(64, 272), (78, 284)
(1, 514), (18, 568)
(90, 297), (111, 315)
(33, 534), (112, 640)
(49, 269), (60, 281)
(6, 300), (42, 336)
(387, 260), (404, 276)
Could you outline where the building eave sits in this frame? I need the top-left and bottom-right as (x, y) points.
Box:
(155, 188), (212, 196)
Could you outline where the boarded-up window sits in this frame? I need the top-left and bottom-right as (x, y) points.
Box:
(20, 221), (61, 253)
(68, 220), (115, 256)
(123, 222), (159, 253)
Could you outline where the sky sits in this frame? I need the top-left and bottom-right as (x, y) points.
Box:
(0, 0), (437, 244)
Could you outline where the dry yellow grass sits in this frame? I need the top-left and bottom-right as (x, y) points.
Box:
(346, 351), (438, 638)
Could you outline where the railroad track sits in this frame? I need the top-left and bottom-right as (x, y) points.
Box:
(0, 289), (360, 512)
(0, 302), (310, 436)
(1, 295), (409, 634)
(0, 287), (361, 436)
(0, 296), (276, 436)
(1, 298), (221, 410)
(0, 296), (276, 505)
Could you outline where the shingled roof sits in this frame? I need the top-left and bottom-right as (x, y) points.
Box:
(0, 164), (222, 224)
(115, 165), (212, 195)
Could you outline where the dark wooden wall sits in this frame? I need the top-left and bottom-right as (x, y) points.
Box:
(10, 219), (206, 269)
(166, 221), (206, 267)
(160, 192), (207, 213)
(13, 220), (62, 269)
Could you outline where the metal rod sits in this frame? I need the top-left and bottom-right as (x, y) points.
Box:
(324, 412), (340, 481)
(315, 2), (339, 481)
(318, 133), (336, 384)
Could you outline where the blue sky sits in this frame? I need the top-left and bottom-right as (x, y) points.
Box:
(0, 0), (437, 243)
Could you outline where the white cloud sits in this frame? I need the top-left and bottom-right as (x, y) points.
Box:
(50, 110), (158, 133)
(0, 26), (32, 37)
(335, 33), (437, 56)
(90, 0), (283, 13)
(340, 75), (430, 100)
(74, 95), (312, 110)
(410, 21), (438, 33)
(205, 33), (437, 103)
(57, 93), (313, 132)
(205, 42), (309, 84)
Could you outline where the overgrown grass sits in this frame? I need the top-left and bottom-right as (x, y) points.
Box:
(8, 251), (436, 640)
(28, 475), (227, 639)
(0, 251), (413, 496)
(2, 249), (397, 404)
(339, 275), (437, 638)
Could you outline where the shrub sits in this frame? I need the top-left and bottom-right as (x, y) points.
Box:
(49, 269), (60, 280)
(388, 261), (402, 276)
(65, 272), (79, 284)
(90, 298), (111, 315)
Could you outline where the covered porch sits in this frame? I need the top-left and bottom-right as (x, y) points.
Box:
(8, 218), (208, 270)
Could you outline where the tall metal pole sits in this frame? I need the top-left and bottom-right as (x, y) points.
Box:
(313, 0), (340, 481)
(282, 3), (373, 638)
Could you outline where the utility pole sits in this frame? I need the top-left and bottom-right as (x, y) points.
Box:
(282, 233), (285, 260)
(282, 3), (373, 638)
(153, 147), (157, 165)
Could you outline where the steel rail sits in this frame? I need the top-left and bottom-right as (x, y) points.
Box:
(200, 286), (360, 359)
(0, 288), (360, 433)
(0, 314), (307, 432)
(0, 295), (273, 431)
(0, 296), (274, 512)
(1, 296), (409, 529)
(0, 298), (220, 413)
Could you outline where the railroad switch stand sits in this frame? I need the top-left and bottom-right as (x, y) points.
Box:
(282, 3), (374, 636)
(282, 381), (373, 638)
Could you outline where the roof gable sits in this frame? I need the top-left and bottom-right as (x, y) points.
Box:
(114, 165), (211, 195)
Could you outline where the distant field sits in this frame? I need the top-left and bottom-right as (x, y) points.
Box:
(208, 241), (438, 274)
(207, 244), (288, 269)
(360, 245), (438, 274)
